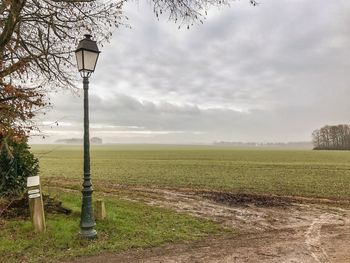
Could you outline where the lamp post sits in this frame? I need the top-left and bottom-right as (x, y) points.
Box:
(75, 34), (100, 239)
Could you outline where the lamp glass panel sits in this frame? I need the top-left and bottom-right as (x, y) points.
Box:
(83, 50), (99, 72)
(75, 50), (83, 71)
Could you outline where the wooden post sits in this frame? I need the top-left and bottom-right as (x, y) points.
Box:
(94, 199), (106, 221)
(27, 176), (46, 233)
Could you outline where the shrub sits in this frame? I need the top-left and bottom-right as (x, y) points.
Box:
(0, 138), (39, 198)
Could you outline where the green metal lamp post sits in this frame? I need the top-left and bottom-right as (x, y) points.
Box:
(75, 34), (100, 239)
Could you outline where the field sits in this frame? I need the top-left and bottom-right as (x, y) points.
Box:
(3, 144), (349, 262)
(32, 144), (350, 200)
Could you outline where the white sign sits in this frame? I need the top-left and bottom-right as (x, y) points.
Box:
(28, 189), (40, 195)
(28, 193), (41, 199)
(27, 176), (40, 187)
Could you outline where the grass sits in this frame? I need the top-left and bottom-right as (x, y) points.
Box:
(0, 189), (223, 263)
(32, 144), (350, 200)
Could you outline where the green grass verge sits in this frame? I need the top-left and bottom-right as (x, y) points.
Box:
(32, 145), (350, 200)
(0, 190), (223, 263)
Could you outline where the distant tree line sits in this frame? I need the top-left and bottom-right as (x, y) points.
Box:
(312, 124), (350, 150)
(214, 141), (312, 149)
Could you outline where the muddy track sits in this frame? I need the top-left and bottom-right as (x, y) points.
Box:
(51, 180), (350, 263)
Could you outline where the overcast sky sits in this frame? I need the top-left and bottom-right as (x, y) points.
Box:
(31, 0), (350, 144)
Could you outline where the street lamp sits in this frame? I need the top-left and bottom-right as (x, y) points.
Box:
(75, 34), (100, 239)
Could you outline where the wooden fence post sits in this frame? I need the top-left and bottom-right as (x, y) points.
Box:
(27, 176), (46, 233)
(95, 199), (106, 221)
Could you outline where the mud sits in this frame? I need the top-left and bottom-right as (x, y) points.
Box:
(200, 191), (291, 207)
(113, 186), (348, 234)
(70, 225), (350, 263)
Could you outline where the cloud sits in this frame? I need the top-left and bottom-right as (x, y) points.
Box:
(33, 90), (350, 144)
(31, 0), (350, 144)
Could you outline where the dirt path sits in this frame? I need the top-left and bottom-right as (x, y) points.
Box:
(53, 181), (350, 263)
(69, 225), (350, 263)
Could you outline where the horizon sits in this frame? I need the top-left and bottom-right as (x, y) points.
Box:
(29, 140), (313, 146)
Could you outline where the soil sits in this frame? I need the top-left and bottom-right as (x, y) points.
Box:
(200, 191), (291, 207)
(47, 180), (350, 263)
(0, 194), (71, 219)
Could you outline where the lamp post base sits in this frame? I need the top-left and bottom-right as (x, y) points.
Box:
(80, 228), (97, 239)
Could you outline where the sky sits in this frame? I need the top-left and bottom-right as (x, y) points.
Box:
(30, 0), (350, 144)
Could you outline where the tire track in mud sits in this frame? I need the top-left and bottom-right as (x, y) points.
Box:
(305, 213), (346, 263)
(305, 214), (332, 263)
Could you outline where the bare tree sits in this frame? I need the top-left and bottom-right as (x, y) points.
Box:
(312, 124), (350, 150)
(312, 129), (321, 149)
(0, 0), (126, 139)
